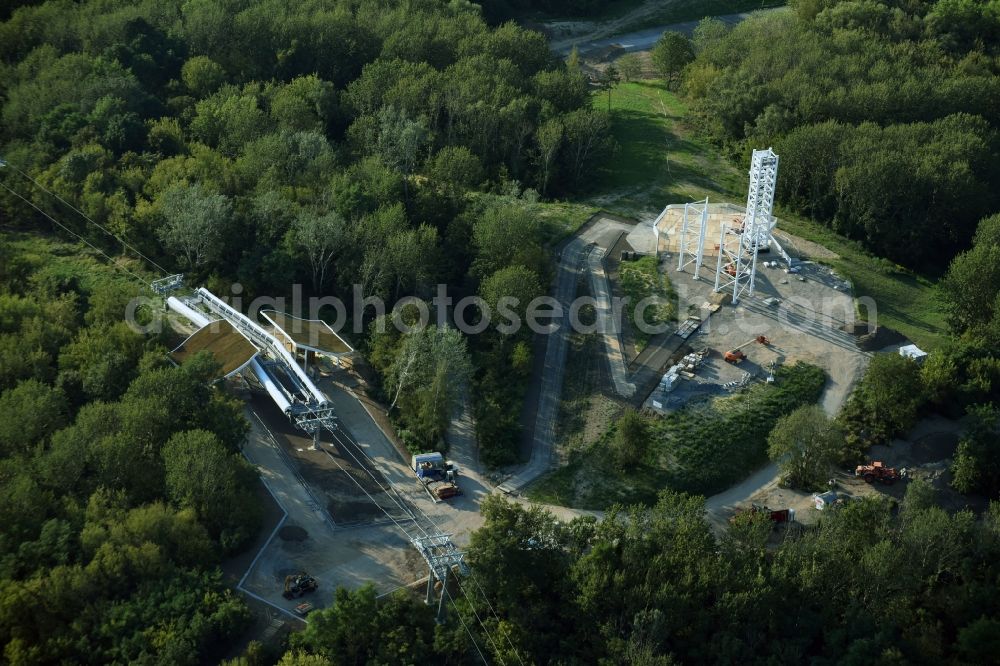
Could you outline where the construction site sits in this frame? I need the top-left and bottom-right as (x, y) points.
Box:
(157, 147), (883, 623)
(148, 275), (495, 628)
(520, 149), (877, 510)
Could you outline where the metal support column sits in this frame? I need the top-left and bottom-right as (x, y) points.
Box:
(714, 148), (780, 304)
(436, 567), (449, 624)
(713, 223), (728, 293)
(412, 534), (465, 625)
(676, 197), (709, 279)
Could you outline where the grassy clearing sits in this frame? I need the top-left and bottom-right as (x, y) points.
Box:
(531, 200), (601, 246)
(528, 362), (825, 508)
(555, 326), (626, 456)
(618, 255), (676, 350)
(589, 80), (948, 349)
(590, 81), (743, 217)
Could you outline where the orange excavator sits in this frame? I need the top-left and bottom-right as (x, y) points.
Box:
(724, 336), (770, 364)
(855, 461), (903, 485)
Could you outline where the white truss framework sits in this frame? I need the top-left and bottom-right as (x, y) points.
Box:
(151, 274), (184, 295)
(714, 148), (780, 304)
(414, 534), (467, 622)
(676, 197), (709, 279)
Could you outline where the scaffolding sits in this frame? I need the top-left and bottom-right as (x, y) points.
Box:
(676, 197), (709, 279)
(414, 534), (467, 623)
(714, 148), (779, 304)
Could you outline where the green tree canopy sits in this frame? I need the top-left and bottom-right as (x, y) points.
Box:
(0, 378), (68, 456)
(768, 404), (844, 489)
(841, 353), (925, 449)
(155, 183), (232, 269)
(651, 32), (694, 86)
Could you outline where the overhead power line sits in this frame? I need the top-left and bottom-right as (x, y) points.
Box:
(321, 423), (523, 665)
(1, 157), (171, 276)
(0, 181), (149, 287)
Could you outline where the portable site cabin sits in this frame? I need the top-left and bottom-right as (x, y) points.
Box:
(813, 491), (839, 511)
(411, 452), (459, 481)
(899, 344), (928, 365)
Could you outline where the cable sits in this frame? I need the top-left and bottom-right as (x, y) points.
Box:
(450, 575), (507, 666)
(443, 586), (490, 666)
(465, 575), (525, 666)
(290, 425), (489, 665)
(321, 423), (523, 665)
(317, 424), (512, 664)
(330, 426), (523, 664)
(0, 181), (149, 287)
(2, 159), (171, 275)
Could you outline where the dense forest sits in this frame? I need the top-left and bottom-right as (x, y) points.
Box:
(684, 0), (1000, 268)
(3, 0), (1000, 664)
(284, 490), (1000, 665)
(0, 0), (607, 661)
(0, 0), (616, 466)
(0, 237), (259, 663)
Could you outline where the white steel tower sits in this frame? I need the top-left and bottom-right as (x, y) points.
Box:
(676, 197), (709, 279)
(715, 148), (780, 304)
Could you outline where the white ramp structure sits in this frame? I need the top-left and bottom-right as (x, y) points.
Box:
(715, 148), (785, 304)
(676, 197), (709, 278)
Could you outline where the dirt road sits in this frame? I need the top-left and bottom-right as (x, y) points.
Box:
(548, 6), (786, 56)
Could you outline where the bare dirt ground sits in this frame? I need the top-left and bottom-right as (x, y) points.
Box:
(646, 257), (871, 417)
(250, 395), (407, 527)
(238, 397), (425, 617)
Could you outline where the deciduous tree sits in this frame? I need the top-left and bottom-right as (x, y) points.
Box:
(155, 183), (232, 269)
(651, 32), (693, 87)
(616, 54), (642, 82)
(768, 404), (844, 489)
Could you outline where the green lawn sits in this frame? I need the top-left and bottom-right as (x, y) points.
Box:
(530, 200), (600, 246)
(585, 80), (948, 350)
(590, 81), (743, 217)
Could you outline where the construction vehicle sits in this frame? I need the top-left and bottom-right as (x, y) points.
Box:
(294, 602), (315, 617)
(855, 461), (903, 485)
(283, 573), (318, 599)
(724, 336), (770, 363)
(412, 452), (461, 501)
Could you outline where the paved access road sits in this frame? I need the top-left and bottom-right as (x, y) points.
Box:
(500, 216), (634, 494)
(551, 8), (786, 56)
(588, 246), (636, 398)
